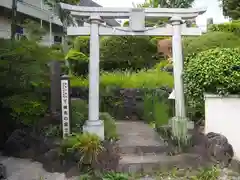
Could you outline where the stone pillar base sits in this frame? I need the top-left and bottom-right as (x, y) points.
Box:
(82, 120), (104, 140)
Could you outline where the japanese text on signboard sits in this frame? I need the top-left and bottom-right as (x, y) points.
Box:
(61, 79), (70, 138)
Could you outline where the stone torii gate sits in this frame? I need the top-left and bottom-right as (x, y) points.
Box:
(59, 3), (206, 139)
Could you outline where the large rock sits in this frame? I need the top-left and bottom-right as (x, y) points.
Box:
(206, 132), (234, 166)
(3, 129), (57, 158)
(0, 163), (6, 179)
(3, 129), (30, 156)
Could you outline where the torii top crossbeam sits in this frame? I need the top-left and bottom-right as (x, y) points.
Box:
(59, 3), (206, 19)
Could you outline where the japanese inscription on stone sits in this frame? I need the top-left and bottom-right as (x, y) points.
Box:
(61, 79), (70, 138)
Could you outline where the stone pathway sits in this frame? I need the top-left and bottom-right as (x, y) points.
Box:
(0, 156), (78, 180)
(116, 121), (240, 179)
(116, 121), (206, 173)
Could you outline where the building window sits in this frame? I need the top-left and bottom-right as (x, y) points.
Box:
(54, 36), (62, 44)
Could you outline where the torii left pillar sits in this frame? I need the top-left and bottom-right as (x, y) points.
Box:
(82, 15), (105, 140)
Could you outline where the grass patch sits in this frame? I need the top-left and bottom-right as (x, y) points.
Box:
(70, 69), (173, 89)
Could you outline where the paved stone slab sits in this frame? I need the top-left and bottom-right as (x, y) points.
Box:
(116, 121), (163, 147)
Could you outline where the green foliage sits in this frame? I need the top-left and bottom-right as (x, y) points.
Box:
(154, 60), (173, 71)
(71, 69), (174, 89)
(2, 94), (47, 126)
(100, 36), (158, 71)
(0, 39), (53, 125)
(44, 0), (80, 6)
(60, 133), (104, 166)
(100, 112), (118, 141)
(183, 32), (240, 57)
(208, 21), (240, 36)
(143, 93), (170, 126)
(191, 166), (220, 180)
(65, 36), (90, 76)
(139, 0), (194, 8)
(184, 48), (240, 119)
(22, 19), (47, 42)
(43, 124), (61, 138)
(220, 0), (240, 20)
(71, 99), (88, 132)
(150, 36), (170, 46)
(102, 172), (129, 180)
(65, 49), (89, 76)
(73, 36), (90, 55)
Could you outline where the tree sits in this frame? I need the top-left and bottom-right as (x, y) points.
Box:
(44, 0), (80, 7)
(220, 0), (240, 20)
(22, 19), (47, 42)
(136, 0), (195, 8)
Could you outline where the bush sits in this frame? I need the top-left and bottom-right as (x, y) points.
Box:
(143, 93), (170, 126)
(100, 112), (118, 141)
(100, 36), (158, 71)
(0, 39), (53, 126)
(71, 69), (174, 89)
(73, 36), (90, 55)
(184, 48), (240, 120)
(71, 99), (88, 132)
(2, 94), (47, 126)
(183, 32), (240, 57)
(208, 21), (240, 36)
(65, 49), (89, 76)
(60, 132), (104, 166)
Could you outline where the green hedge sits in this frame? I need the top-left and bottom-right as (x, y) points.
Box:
(183, 32), (240, 57)
(208, 21), (240, 36)
(184, 48), (240, 121)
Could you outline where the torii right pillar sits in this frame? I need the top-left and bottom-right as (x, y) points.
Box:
(170, 16), (186, 118)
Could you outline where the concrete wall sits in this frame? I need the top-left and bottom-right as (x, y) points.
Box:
(205, 94), (240, 160)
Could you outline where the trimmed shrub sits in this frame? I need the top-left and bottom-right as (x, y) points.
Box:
(100, 36), (158, 71)
(208, 21), (240, 36)
(183, 32), (240, 57)
(184, 48), (240, 120)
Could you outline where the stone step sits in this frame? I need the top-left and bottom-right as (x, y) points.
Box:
(119, 144), (168, 155)
(118, 153), (206, 173)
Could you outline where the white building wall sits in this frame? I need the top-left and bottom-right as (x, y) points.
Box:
(205, 94), (240, 160)
(0, 15), (62, 46)
(0, 0), (62, 26)
(0, 16), (11, 39)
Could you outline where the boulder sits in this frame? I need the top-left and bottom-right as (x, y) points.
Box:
(3, 129), (30, 156)
(0, 164), (6, 179)
(206, 132), (234, 166)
